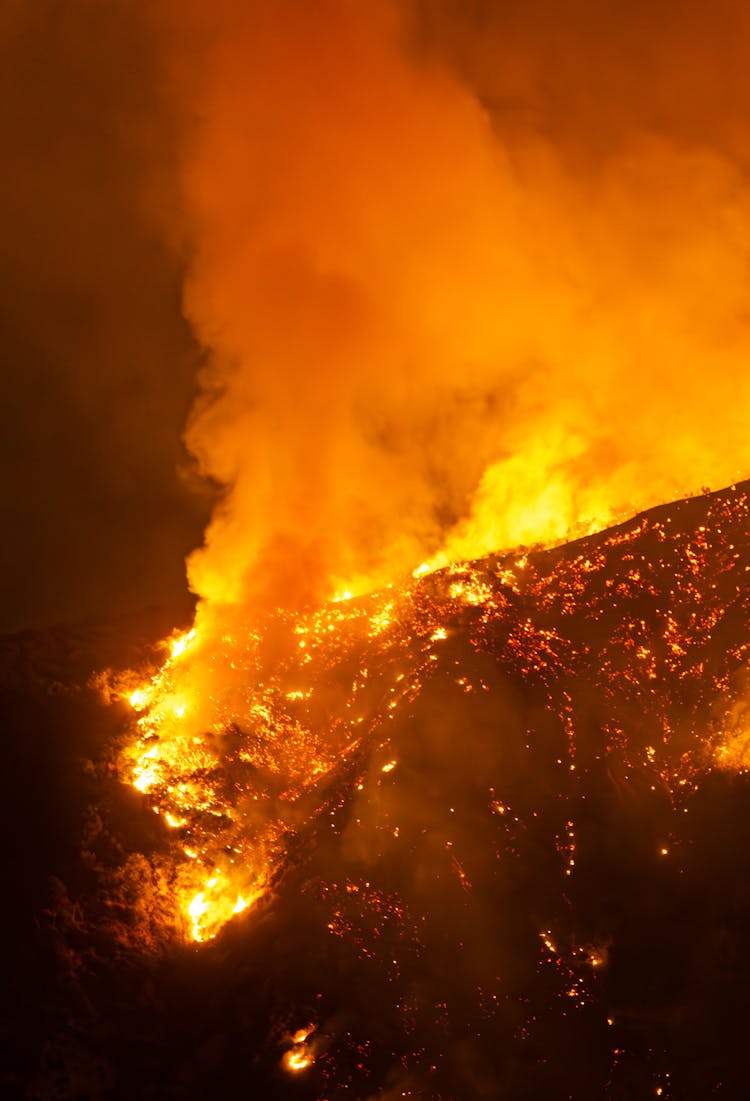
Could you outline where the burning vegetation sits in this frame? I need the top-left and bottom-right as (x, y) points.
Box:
(120, 482), (750, 946)
(11, 2), (750, 1097)
(106, 0), (750, 970)
(89, 481), (750, 1097)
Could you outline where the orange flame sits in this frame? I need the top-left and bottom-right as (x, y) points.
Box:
(150, 1), (750, 624)
(119, 0), (750, 942)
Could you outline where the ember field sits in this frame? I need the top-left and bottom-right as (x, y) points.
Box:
(6, 484), (750, 1099)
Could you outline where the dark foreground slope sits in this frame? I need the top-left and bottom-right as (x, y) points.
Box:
(5, 484), (750, 1100)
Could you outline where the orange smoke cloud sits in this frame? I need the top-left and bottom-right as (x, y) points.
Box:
(160, 0), (750, 615)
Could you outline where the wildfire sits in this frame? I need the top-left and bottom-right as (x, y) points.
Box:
(283, 1048), (313, 1073)
(115, 482), (750, 952)
(281, 1023), (317, 1073)
(170, 628), (196, 660)
(99, 477), (750, 1099)
(25, 0), (750, 1092)
(121, 581), (449, 940)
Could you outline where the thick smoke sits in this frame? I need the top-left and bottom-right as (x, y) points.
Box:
(161, 0), (750, 617)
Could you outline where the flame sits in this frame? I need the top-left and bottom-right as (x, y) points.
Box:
(113, 0), (750, 954)
(170, 629), (196, 660)
(183, 868), (264, 943)
(283, 1048), (313, 1073)
(151, 0), (750, 624)
(291, 1026), (314, 1044)
(282, 1023), (317, 1073)
(120, 585), (439, 940)
(129, 688), (150, 710)
(187, 891), (209, 942)
(115, 484), (750, 945)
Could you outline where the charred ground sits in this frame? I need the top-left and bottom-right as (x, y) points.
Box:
(5, 486), (750, 1098)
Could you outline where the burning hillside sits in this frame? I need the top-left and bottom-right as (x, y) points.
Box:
(10, 3), (750, 1098)
(26, 480), (740, 1099)
(115, 481), (750, 952)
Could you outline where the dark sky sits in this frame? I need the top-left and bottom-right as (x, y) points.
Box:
(0, 1), (209, 634)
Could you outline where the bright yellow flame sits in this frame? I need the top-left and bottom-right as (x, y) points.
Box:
(188, 891), (209, 942)
(170, 629), (196, 661)
(283, 1049), (313, 1073)
(188, 892), (208, 919)
(184, 874), (266, 942)
(120, 586), (427, 941)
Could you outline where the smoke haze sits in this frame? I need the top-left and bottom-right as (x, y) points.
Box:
(7, 1), (750, 630)
(160, 0), (750, 620)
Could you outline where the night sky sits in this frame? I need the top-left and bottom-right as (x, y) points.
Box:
(1, 2), (208, 634)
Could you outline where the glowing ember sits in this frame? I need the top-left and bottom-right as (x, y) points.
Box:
(116, 483), (750, 960)
(291, 1026), (314, 1044)
(283, 1048), (313, 1073)
(187, 892), (208, 942)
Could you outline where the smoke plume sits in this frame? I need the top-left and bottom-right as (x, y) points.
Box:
(160, 0), (750, 616)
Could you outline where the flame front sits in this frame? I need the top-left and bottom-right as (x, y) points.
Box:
(120, 483), (750, 946)
(124, 624), (280, 940)
(111, 1), (750, 956)
(122, 589), (444, 940)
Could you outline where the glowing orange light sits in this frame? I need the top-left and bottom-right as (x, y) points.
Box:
(291, 1026), (314, 1044)
(283, 1048), (313, 1072)
(188, 892), (209, 942)
(170, 629), (196, 660)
